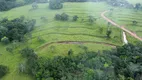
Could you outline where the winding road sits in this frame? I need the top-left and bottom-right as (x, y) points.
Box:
(101, 11), (142, 41)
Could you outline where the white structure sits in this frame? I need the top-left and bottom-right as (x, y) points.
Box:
(123, 31), (128, 44)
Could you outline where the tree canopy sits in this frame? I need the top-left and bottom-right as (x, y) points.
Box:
(0, 17), (36, 42)
(19, 43), (142, 80)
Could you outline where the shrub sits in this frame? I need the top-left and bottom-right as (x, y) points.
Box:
(60, 13), (69, 21)
(55, 13), (69, 21)
(0, 65), (8, 78)
(72, 15), (79, 21)
(6, 46), (13, 53)
(20, 47), (37, 58)
(55, 14), (61, 20)
(1, 36), (10, 44)
(49, 0), (63, 9)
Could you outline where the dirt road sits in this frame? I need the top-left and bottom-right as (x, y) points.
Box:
(101, 11), (142, 41)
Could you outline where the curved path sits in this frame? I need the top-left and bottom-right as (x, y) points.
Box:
(101, 11), (142, 41)
(36, 41), (117, 50)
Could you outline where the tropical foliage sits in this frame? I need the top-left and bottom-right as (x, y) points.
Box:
(0, 16), (36, 42)
(20, 43), (142, 80)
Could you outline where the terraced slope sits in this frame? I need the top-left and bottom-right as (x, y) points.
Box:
(106, 7), (142, 38)
(0, 2), (139, 80)
(102, 11), (142, 41)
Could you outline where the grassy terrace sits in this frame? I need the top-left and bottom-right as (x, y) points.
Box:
(106, 7), (142, 37)
(0, 2), (139, 80)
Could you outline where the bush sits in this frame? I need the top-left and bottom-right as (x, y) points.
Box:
(20, 47), (37, 58)
(0, 26), (8, 39)
(49, 0), (63, 9)
(0, 65), (8, 78)
(1, 36), (10, 44)
(72, 15), (79, 21)
(60, 13), (69, 21)
(106, 30), (112, 38)
(32, 2), (38, 9)
(88, 16), (96, 24)
(40, 16), (48, 22)
(6, 46), (13, 53)
(55, 14), (61, 20)
(55, 13), (69, 21)
(20, 47), (38, 75)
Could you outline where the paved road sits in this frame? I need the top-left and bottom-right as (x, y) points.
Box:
(101, 11), (142, 41)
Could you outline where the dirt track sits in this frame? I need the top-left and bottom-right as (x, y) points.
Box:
(101, 11), (142, 41)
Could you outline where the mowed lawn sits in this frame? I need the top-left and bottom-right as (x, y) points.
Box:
(0, 2), (137, 80)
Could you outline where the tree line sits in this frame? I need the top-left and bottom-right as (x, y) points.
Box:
(0, 0), (18, 11)
(0, 0), (48, 11)
(18, 43), (142, 80)
(0, 0), (139, 11)
(0, 0), (33, 11)
(54, 13), (98, 25)
(48, 0), (133, 10)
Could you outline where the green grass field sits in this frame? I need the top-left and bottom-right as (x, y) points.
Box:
(0, 2), (140, 80)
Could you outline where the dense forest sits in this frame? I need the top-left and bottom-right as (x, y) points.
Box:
(17, 43), (142, 80)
